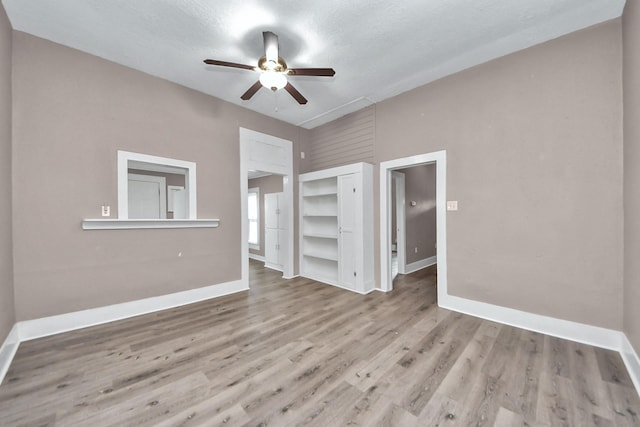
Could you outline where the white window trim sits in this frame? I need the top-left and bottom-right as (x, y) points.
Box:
(248, 187), (260, 250)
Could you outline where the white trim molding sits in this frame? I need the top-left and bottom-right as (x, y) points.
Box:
(17, 279), (247, 342)
(439, 293), (640, 396)
(380, 150), (447, 295)
(240, 128), (295, 285)
(404, 255), (437, 275)
(82, 218), (219, 230)
(439, 294), (621, 350)
(248, 253), (266, 262)
(0, 324), (20, 385)
(0, 279), (248, 385)
(621, 334), (640, 395)
(118, 150), (197, 220)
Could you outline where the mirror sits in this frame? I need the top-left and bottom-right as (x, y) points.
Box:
(118, 151), (197, 220)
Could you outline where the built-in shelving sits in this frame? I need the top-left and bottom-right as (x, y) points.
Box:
(299, 162), (374, 294)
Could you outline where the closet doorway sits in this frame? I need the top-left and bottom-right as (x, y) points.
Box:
(380, 150), (448, 300)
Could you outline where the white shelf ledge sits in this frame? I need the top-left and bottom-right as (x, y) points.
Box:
(82, 219), (220, 230)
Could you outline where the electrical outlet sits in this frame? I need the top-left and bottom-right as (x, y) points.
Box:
(101, 205), (110, 217)
(300, 151), (305, 159)
(414, 247), (418, 254)
(447, 201), (458, 211)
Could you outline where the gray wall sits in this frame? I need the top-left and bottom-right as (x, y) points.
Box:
(299, 21), (623, 330)
(375, 20), (623, 329)
(248, 175), (283, 258)
(398, 164), (437, 265)
(624, 2), (640, 356)
(11, 32), (305, 321)
(0, 3), (14, 342)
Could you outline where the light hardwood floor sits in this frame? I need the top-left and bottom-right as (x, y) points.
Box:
(0, 260), (639, 426)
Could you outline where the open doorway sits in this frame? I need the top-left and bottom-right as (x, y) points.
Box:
(391, 164), (437, 284)
(380, 151), (447, 301)
(247, 171), (287, 271)
(240, 128), (294, 289)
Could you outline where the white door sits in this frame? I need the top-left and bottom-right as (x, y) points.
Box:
(277, 192), (288, 230)
(277, 229), (287, 268)
(265, 228), (280, 267)
(265, 192), (285, 270)
(338, 174), (356, 288)
(128, 173), (167, 219)
(265, 193), (280, 229)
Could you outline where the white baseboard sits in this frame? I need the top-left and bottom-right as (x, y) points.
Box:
(404, 256), (437, 274)
(0, 324), (20, 385)
(621, 334), (640, 395)
(264, 263), (283, 272)
(248, 253), (265, 262)
(439, 293), (622, 350)
(440, 293), (640, 396)
(0, 279), (248, 385)
(17, 279), (247, 342)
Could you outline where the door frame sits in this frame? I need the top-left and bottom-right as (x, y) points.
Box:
(391, 171), (407, 275)
(380, 150), (447, 296)
(240, 128), (294, 287)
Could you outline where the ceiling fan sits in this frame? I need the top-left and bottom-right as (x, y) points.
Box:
(203, 31), (335, 105)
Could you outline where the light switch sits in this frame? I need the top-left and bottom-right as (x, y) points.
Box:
(101, 205), (110, 217)
(447, 201), (458, 211)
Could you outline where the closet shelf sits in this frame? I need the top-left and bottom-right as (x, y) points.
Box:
(303, 191), (338, 197)
(303, 232), (338, 239)
(303, 252), (339, 262)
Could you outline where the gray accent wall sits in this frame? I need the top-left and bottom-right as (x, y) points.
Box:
(624, 2), (640, 357)
(304, 106), (375, 172)
(248, 175), (284, 258)
(11, 32), (305, 321)
(0, 3), (14, 342)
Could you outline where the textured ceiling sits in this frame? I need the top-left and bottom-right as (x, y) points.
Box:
(1, 0), (626, 128)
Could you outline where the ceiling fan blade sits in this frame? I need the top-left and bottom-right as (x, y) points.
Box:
(284, 82), (307, 104)
(287, 68), (336, 77)
(203, 59), (256, 71)
(263, 31), (279, 65)
(241, 80), (263, 100)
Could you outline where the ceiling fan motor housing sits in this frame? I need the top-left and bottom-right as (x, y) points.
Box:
(258, 55), (287, 72)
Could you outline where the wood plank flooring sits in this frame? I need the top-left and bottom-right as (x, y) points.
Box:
(0, 260), (639, 426)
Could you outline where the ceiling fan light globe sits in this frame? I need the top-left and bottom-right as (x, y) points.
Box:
(259, 72), (287, 91)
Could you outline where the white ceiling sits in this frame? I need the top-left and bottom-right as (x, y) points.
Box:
(1, 0), (625, 129)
